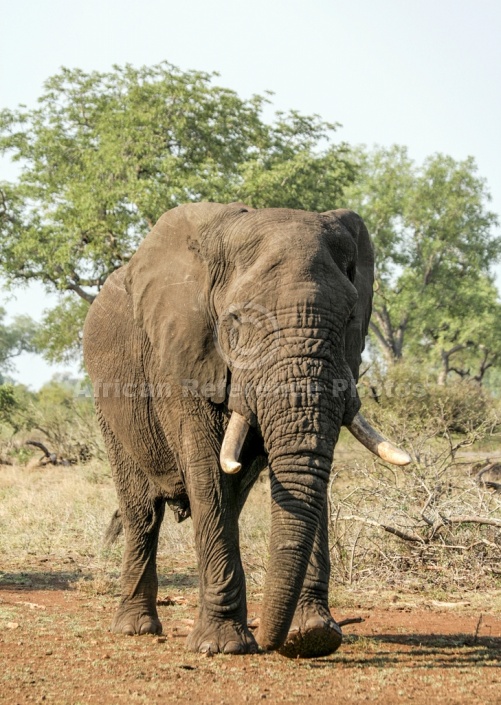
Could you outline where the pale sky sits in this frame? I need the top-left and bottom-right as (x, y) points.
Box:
(1, 0), (500, 388)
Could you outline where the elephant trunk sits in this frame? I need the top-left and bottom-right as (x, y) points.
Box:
(256, 454), (331, 650)
(251, 365), (342, 650)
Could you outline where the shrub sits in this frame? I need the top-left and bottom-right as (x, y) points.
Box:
(0, 377), (105, 465)
(330, 368), (501, 592)
(359, 362), (499, 438)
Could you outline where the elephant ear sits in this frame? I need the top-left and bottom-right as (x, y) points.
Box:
(323, 208), (375, 381)
(124, 204), (229, 403)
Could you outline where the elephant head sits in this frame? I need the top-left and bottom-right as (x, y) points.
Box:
(124, 202), (409, 650)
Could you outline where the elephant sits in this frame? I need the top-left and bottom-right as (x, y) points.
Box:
(83, 202), (410, 658)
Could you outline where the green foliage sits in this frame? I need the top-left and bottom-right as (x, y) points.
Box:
(28, 376), (103, 462)
(2, 63), (500, 382)
(0, 62), (355, 361)
(0, 306), (38, 379)
(0, 384), (18, 424)
(416, 274), (501, 383)
(345, 146), (501, 382)
(0, 382), (33, 433)
(360, 362), (499, 437)
(32, 296), (88, 364)
(238, 111), (355, 210)
(0, 375), (104, 462)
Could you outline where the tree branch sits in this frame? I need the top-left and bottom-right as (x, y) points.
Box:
(369, 304), (401, 362)
(65, 282), (96, 304)
(339, 515), (425, 543)
(431, 514), (501, 538)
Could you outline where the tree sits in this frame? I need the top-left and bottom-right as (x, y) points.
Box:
(0, 62), (356, 361)
(0, 308), (37, 435)
(417, 274), (501, 385)
(345, 146), (501, 382)
(0, 306), (38, 381)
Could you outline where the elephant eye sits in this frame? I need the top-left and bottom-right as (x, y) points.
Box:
(229, 327), (239, 349)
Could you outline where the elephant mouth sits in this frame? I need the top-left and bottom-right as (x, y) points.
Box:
(220, 411), (411, 473)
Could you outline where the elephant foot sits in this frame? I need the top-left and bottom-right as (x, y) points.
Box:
(278, 604), (342, 658)
(111, 601), (162, 636)
(187, 618), (258, 655)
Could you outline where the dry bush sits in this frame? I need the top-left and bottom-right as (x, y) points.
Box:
(21, 385), (106, 464)
(330, 465), (501, 591)
(0, 381), (106, 466)
(330, 383), (501, 592)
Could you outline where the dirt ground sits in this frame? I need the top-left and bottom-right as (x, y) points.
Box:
(1, 567), (500, 705)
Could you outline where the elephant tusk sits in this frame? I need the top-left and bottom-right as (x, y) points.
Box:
(347, 412), (412, 466)
(220, 412), (251, 474)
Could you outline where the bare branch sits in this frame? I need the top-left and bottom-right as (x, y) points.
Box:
(431, 514), (501, 537)
(338, 617), (365, 628)
(65, 282), (96, 304)
(340, 515), (425, 543)
(26, 440), (52, 458)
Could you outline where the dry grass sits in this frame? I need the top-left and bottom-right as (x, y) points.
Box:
(239, 479), (271, 594)
(0, 460), (270, 599)
(0, 462), (116, 561)
(1, 431), (500, 607)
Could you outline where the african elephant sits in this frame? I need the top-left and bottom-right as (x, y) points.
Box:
(83, 203), (409, 657)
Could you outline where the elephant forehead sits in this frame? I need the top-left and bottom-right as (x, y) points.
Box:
(223, 212), (356, 277)
(225, 210), (324, 258)
(226, 237), (356, 301)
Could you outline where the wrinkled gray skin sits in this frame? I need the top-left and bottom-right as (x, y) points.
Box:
(83, 203), (374, 657)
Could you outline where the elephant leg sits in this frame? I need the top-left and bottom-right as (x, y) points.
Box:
(184, 444), (257, 655)
(99, 411), (164, 636)
(278, 500), (342, 658)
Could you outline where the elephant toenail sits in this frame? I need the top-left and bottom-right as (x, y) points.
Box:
(305, 616), (326, 631)
(139, 622), (157, 635)
(223, 641), (244, 654)
(200, 642), (217, 654)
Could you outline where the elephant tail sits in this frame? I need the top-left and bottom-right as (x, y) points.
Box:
(103, 509), (123, 547)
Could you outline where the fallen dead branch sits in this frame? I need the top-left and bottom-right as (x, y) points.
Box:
(25, 440), (75, 466)
(246, 616), (365, 630)
(337, 617), (365, 627)
(339, 514), (501, 544)
(475, 462), (501, 493)
(430, 515), (501, 538)
(26, 440), (58, 465)
(339, 516), (425, 544)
